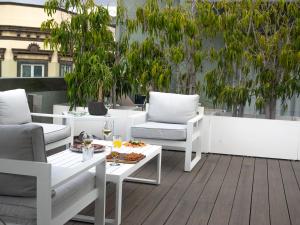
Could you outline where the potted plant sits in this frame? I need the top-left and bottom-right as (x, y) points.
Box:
(42, 0), (115, 115)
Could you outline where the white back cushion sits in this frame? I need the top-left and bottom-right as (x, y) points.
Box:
(148, 92), (199, 124)
(0, 89), (32, 125)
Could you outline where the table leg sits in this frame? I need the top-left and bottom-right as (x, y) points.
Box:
(156, 152), (161, 185)
(125, 152), (162, 185)
(95, 161), (106, 225)
(115, 181), (123, 225)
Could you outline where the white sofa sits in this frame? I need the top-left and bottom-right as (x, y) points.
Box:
(0, 89), (73, 151)
(129, 92), (203, 171)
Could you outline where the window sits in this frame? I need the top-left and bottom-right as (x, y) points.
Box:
(20, 64), (45, 77)
(60, 63), (72, 77)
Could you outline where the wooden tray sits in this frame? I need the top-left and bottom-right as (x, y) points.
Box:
(106, 153), (145, 164)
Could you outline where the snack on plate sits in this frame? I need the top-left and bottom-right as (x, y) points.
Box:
(124, 152), (145, 161)
(123, 140), (146, 148)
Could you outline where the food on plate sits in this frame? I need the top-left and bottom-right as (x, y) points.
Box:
(124, 152), (145, 161)
(123, 140), (146, 148)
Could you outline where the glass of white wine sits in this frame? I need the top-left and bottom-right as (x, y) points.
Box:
(102, 119), (113, 141)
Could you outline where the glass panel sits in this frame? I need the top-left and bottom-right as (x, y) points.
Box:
(21, 65), (31, 77)
(60, 64), (72, 77)
(34, 65), (43, 77)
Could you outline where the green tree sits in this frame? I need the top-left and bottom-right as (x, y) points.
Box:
(42, 0), (114, 110)
(204, 0), (300, 119)
(250, 0), (300, 119)
(126, 0), (209, 95)
(204, 0), (253, 117)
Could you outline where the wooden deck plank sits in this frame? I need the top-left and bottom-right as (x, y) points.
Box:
(120, 152), (186, 225)
(208, 156), (243, 225)
(164, 154), (220, 225)
(291, 160), (300, 191)
(280, 160), (300, 225)
(268, 160), (291, 225)
(186, 155), (231, 225)
(250, 158), (270, 225)
(229, 157), (255, 225)
(65, 154), (298, 225)
(111, 151), (184, 221)
(141, 154), (208, 225)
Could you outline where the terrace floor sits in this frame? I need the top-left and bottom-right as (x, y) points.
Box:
(66, 151), (300, 225)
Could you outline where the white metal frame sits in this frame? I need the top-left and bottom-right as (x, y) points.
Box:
(128, 107), (203, 172)
(48, 143), (162, 225)
(0, 155), (106, 225)
(31, 113), (74, 151)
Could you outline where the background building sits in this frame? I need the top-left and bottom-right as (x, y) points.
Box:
(0, 1), (73, 78)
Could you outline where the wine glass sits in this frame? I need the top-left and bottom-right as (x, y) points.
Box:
(102, 119), (113, 141)
(104, 97), (112, 117)
(111, 135), (122, 166)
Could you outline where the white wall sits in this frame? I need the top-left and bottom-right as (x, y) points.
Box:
(202, 115), (300, 160)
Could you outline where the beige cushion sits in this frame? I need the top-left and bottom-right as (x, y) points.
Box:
(0, 89), (32, 125)
(32, 123), (71, 145)
(131, 122), (187, 140)
(148, 92), (199, 124)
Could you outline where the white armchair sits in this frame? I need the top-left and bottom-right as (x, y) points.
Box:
(0, 89), (73, 151)
(129, 92), (203, 172)
(0, 124), (106, 225)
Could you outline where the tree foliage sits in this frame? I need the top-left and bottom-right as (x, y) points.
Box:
(203, 0), (300, 118)
(126, 0), (210, 94)
(42, 0), (114, 109)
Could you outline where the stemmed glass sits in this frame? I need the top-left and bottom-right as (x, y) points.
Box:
(102, 119), (113, 141)
(104, 97), (112, 117)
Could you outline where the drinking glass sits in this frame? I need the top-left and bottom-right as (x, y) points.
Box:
(111, 135), (122, 166)
(102, 119), (113, 140)
(104, 97), (112, 117)
(82, 146), (94, 161)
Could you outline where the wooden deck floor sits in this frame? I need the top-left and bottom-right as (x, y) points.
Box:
(67, 151), (300, 225)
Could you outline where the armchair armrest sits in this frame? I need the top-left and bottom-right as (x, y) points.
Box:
(0, 158), (50, 177)
(187, 114), (203, 126)
(51, 154), (106, 189)
(127, 112), (148, 139)
(128, 112), (147, 125)
(31, 112), (72, 119)
(187, 114), (203, 142)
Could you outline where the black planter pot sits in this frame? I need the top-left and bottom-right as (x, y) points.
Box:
(88, 101), (108, 116)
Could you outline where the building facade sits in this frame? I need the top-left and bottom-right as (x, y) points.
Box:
(0, 2), (72, 78)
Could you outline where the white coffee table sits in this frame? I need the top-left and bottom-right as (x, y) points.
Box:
(48, 140), (162, 225)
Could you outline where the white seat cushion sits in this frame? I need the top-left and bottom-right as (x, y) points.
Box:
(131, 122), (187, 141)
(32, 123), (71, 145)
(0, 169), (95, 225)
(0, 89), (32, 125)
(148, 92), (199, 124)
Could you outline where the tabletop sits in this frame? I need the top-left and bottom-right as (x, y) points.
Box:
(48, 140), (162, 181)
